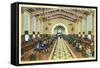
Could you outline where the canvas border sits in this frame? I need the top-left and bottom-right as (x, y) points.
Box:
(11, 2), (98, 66)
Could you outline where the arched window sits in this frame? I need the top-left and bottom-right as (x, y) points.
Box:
(82, 18), (85, 32)
(24, 15), (28, 31)
(87, 15), (92, 32)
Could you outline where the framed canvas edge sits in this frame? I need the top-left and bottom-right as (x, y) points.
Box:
(11, 2), (98, 66)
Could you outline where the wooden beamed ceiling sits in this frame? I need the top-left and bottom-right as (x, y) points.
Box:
(22, 7), (94, 22)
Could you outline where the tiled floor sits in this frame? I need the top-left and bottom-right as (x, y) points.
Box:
(52, 37), (73, 60)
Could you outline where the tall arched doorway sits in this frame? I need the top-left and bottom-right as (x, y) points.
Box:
(51, 23), (68, 35)
(54, 26), (65, 34)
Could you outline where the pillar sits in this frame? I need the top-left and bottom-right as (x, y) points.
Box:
(77, 21), (80, 34)
(37, 18), (41, 34)
(31, 15), (35, 34)
(77, 22), (79, 34)
(40, 18), (43, 34)
(33, 16), (37, 34)
(28, 13), (32, 35)
(21, 10), (24, 35)
(85, 16), (88, 34)
(79, 20), (82, 34)
(92, 14), (94, 35)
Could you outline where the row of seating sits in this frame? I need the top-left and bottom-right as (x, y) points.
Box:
(21, 33), (56, 61)
(63, 32), (94, 58)
(30, 34), (56, 60)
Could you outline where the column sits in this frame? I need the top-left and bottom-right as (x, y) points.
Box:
(79, 20), (82, 34)
(21, 10), (24, 35)
(37, 19), (41, 33)
(33, 16), (37, 33)
(75, 22), (78, 34)
(36, 17), (39, 34)
(82, 18), (84, 32)
(92, 14), (94, 35)
(85, 16), (88, 34)
(40, 18), (43, 34)
(77, 21), (80, 34)
(28, 13), (32, 35)
(45, 17), (48, 34)
(77, 22), (80, 34)
(31, 15), (35, 34)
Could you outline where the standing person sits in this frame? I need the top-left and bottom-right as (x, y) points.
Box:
(32, 32), (36, 41)
(87, 31), (92, 41)
(37, 32), (41, 39)
(79, 43), (82, 51)
(78, 32), (81, 39)
(82, 32), (86, 38)
(24, 31), (30, 43)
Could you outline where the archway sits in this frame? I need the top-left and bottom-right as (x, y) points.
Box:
(54, 25), (65, 34)
(51, 23), (68, 35)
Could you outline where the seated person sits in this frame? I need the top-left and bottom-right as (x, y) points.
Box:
(42, 39), (48, 52)
(34, 39), (41, 50)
